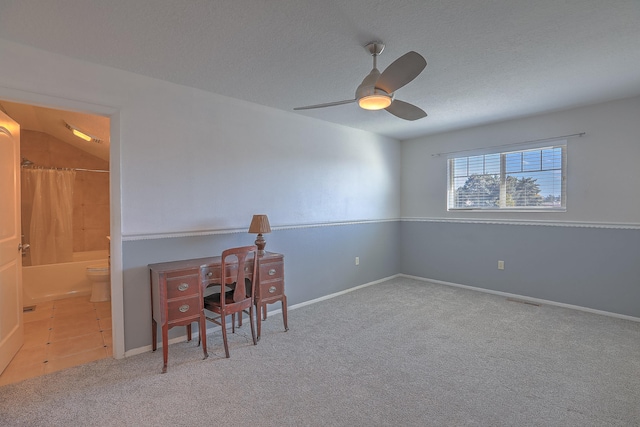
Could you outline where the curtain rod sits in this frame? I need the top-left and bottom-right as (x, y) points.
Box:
(431, 132), (585, 157)
(22, 165), (109, 173)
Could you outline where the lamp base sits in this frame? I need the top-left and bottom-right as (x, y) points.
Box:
(255, 233), (266, 256)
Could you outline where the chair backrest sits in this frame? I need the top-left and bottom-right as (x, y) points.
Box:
(221, 245), (258, 304)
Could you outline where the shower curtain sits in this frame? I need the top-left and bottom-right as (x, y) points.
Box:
(21, 168), (76, 266)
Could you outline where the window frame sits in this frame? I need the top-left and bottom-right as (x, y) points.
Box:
(446, 141), (567, 212)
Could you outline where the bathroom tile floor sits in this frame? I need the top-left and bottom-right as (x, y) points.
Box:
(0, 295), (112, 387)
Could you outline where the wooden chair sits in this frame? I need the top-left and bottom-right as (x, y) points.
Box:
(202, 245), (258, 358)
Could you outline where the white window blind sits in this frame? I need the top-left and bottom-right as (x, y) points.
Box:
(447, 143), (566, 210)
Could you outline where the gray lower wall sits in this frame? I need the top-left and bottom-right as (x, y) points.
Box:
(122, 221), (400, 352)
(122, 219), (639, 352)
(400, 220), (640, 318)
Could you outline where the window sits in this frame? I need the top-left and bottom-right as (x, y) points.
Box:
(448, 142), (566, 210)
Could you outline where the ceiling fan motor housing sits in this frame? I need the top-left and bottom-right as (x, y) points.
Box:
(356, 68), (393, 108)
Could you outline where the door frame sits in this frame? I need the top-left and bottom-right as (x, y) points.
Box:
(0, 87), (125, 359)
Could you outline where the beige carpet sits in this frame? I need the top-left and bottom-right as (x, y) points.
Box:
(1, 277), (639, 426)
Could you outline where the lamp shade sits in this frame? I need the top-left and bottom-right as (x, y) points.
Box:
(248, 214), (271, 234)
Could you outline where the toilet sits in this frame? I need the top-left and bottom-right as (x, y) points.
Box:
(87, 263), (111, 302)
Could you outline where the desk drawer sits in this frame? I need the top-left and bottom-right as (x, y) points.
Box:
(167, 295), (201, 322)
(166, 274), (199, 299)
(202, 264), (254, 284)
(260, 279), (284, 299)
(259, 261), (283, 281)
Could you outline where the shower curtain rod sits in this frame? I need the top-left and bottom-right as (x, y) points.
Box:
(21, 165), (109, 173)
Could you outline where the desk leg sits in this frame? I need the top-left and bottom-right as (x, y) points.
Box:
(161, 324), (169, 374)
(187, 324), (192, 341)
(200, 314), (208, 359)
(282, 295), (289, 332)
(256, 303), (262, 341)
(152, 319), (157, 351)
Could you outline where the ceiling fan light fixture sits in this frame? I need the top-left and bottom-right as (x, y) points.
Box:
(358, 94), (392, 110)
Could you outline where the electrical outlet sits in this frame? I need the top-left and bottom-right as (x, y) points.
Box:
(355, 257), (359, 266)
(498, 260), (505, 270)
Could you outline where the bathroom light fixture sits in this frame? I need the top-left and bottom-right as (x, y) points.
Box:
(64, 122), (101, 143)
(248, 214), (271, 256)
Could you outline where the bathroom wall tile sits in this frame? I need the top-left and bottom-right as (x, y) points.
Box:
(20, 130), (109, 256)
(20, 130), (49, 161)
(75, 188), (86, 210)
(84, 184), (110, 206)
(73, 231), (86, 253)
(84, 229), (110, 251)
(50, 142), (81, 168)
(84, 203), (110, 228)
(78, 155), (108, 171)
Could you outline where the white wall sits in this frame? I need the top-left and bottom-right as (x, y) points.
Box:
(401, 95), (640, 226)
(0, 38), (401, 238)
(0, 38), (401, 356)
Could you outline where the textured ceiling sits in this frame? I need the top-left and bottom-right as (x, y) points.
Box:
(0, 0), (639, 141)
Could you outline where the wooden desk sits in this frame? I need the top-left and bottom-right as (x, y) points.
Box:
(149, 251), (287, 372)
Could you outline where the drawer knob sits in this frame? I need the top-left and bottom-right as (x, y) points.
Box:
(268, 285), (277, 294)
(207, 271), (213, 277)
(177, 283), (189, 291)
(178, 304), (190, 313)
(268, 269), (276, 276)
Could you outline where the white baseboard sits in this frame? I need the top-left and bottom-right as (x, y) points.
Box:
(400, 274), (640, 323)
(126, 272), (638, 358)
(286, 274), (401, 311)
(124, 334), (198, 358)
(123, 274), (400, 358)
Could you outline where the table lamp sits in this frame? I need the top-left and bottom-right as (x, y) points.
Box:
(248, 214), (271, 255)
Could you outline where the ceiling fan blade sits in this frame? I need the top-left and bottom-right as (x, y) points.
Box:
(375, 51), (426, 94)
(294, 99), (356, 110)
(385, 99), (427, 121)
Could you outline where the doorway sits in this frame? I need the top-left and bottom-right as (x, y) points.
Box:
(0, 99), (116, 385)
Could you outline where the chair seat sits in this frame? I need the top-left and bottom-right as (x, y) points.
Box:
(204, 290), (243, 307)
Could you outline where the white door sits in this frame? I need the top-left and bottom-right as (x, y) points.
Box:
(0, 111), (23, 374)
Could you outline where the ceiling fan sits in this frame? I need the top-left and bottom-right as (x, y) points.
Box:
(294, 41), (427, 121)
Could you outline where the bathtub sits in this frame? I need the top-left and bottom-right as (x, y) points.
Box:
(22, 250), (109, 306)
